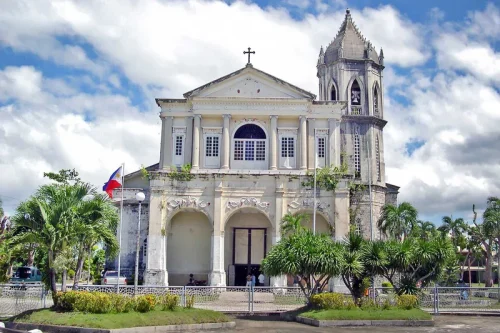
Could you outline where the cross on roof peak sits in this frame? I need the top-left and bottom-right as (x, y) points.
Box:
(243, 47), (255, 65)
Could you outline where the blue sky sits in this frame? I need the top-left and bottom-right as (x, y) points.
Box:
(0, 0), (499, 225)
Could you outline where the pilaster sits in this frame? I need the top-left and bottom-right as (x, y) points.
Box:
(144, 191), (168, 285)
(299, 116), (307, 170)
(307, 118), (316, 170)
(192, 115), (201, 170)
(222, 114), (231, 170)
(270, 181), (286, 287)
(209, 181), (226, 286)
(270, 115), (278, 170)
(161, 116), (173, 169)
(185, 116), (193, 165)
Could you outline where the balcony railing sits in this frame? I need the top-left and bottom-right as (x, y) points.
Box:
(351, 106), (362, 115)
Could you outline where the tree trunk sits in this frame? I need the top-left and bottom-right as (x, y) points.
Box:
(485, 251), (493, 287)
(62, 269), (67, 292)
(73, 254), (84, 289)
(26, 247), (34, 267)
(48, 250), (57, 295)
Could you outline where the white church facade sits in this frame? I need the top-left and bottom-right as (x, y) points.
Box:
(112, 10), (399, 287)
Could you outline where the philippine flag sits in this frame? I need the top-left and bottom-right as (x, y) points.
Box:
(103, 166), (123, 198)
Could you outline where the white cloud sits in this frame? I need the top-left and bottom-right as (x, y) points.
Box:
(0, 0), (499, 224)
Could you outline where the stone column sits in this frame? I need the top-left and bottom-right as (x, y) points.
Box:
(270, 115), (278, 170)
(307, 118), (316, 170)
(270, 181), (287, 287)
(299, 116), (307, 170)
(144, 191), (168, 285)
(161, 116), (173, 169)
(221, 114), (231, 169)
(330, 185), (350, 293)
(192, 115), (201, 170)
(209, 182), (226, 286)
(159, 118), (166, 168)
(185, 116), (193, 165)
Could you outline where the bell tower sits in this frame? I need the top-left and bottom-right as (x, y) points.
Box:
(317, 9), (391, 239)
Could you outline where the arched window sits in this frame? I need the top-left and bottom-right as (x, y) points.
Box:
(351, 80), (361, 106)
(331, 85), (337, 101)
(376, 136), (381, 181)
(373, 86), (380, 117)
(233, 124), (267, 169)
(354, 128), (361, 176)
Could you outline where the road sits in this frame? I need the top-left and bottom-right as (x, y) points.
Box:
(199, 315), (500, 333)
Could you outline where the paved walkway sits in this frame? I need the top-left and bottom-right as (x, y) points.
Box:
(189, 315), (500, 333)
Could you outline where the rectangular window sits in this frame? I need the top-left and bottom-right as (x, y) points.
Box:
(205, 136), (219, 157)
(317, 137), (325, 158)
(245, 141), (255, 160)
(281, 137), (295, 158)
(175, 136), (183, 156)
(256, 141), (265, 161)
(234, 140), (244, 160)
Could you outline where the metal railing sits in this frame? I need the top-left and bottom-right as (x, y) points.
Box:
(2, 284), (500, 317)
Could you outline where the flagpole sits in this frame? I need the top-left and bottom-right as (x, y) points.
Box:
(116, 162), (125, 293)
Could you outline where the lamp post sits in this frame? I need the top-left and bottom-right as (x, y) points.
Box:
(134, 192), (145, 295)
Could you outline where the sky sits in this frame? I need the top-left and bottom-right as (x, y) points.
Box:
(0, 0), (499, 224)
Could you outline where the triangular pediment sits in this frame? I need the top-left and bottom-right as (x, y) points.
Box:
(183, 65), (315, 100)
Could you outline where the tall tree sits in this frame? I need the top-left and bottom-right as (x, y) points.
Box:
(10, 183), (93, 294)
(377, 202), (418, 241)
(483, 197), (500, 287)
(71, 192), (118, 287)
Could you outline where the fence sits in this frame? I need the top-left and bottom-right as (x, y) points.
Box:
(2, 284), (500, 317)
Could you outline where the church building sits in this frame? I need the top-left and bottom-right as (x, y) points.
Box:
(113, 9), (399, 287)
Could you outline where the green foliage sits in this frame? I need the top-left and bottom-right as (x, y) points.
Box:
(381, 281), (393, 288)
(43, 169), (81, 185)
(135, 294), (157, 313)
(359, 297), (378, 310)
(110, 294), (135, 313)
(168, 164), (194, 182)
(310, 293), (347, 310)
(377, 202), (418, 241)
(140, 164), (151, 180)
(302, 163), (348, 192)
(261, 229), (344, 302)
(396, 295), (419, 309)
(186, 295), (195, 309)
(280, 213), (309, 234)
(160, 294), (180, 311)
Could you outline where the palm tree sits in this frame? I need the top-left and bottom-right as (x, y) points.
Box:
(10, 183), (92, 294)
(281, 213), (308, 234)
(377, 202), (418, 241)
(72, 193), (118, 287)
(415, 220), (436, 240)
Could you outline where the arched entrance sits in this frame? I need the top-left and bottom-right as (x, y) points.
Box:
(300, 213), (332, 236)
(224, 208), (272, 286)
(167, 211), (212, 286)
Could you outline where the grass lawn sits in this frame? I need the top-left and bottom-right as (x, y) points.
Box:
(300, 308), (431, 321)
(12, 308), (229, 329)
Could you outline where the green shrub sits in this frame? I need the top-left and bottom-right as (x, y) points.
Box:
(396, 295), (419, 309)
(54, 291), (80, 311)
(92, 292), (112, 313)
(343, 297), (357, 310)
(310, 293), (347, 310)
(381, 281), (393, 288)
(359, 297), (378, 310)
(109, 294), (134, 313)
(381, 298), (392, 310)
(68, 269), (75, 279)
(186, 295), (195, 309)
(160, 294), (180, 311)
(135, 294), (157, 313)
(73, 292), (96, 313)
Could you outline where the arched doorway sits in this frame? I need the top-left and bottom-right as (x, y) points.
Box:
(300, 213), (332, 236)
(167, 211), (212, 286)
(224, 208), (272, 286)
(231, 123), (268, 170)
